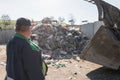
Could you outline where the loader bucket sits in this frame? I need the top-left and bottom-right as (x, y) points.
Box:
(80, 26), (120, 70)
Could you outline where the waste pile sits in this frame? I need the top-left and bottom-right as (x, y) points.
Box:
(31, 23), (89, 59)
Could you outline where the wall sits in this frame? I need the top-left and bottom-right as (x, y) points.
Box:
(80, 23), (94, 39)
(80, 21), (104, 39)
(93, 21), (104, 34)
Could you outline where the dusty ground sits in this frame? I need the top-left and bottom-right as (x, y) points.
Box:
(0, 45), (6, 80)
(1, 45), (120, 80)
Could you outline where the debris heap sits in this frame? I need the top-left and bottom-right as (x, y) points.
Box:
(31, 24), (89, 59)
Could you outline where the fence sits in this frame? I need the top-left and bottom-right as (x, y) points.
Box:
(0, 29), (15, 44)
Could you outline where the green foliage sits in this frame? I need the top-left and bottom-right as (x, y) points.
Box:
(0, 20), (16, 29)
(1, 15), (11, 27)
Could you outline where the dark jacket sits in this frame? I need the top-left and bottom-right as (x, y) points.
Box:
(6, 33), (45, 80)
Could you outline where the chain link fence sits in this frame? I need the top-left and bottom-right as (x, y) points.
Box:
(0, 29), (15, 44)
(0, 45), (6, 55)
(0, 45), (6, 67)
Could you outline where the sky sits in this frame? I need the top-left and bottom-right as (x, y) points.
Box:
(0, 0), (120, 24)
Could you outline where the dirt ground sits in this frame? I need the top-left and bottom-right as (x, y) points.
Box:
(0, 45), (6, 80)
(1, 45), (120, 80)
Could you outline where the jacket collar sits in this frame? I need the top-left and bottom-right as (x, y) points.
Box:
(14, 33), (28, 41)
(14, 33), (39, 51)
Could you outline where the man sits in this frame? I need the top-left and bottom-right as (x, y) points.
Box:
(5, 18), (47, 80)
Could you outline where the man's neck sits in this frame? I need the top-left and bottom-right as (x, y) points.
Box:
(16, 31), (29, 39)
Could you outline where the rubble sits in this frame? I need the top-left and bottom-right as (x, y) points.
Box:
(31, 23), (89, 59)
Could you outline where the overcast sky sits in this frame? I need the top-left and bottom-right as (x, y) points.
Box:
(0, 0), (120, 24)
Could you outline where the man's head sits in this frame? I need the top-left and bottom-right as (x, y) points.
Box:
(15, 18), (31, 31)
(15, 18), (32, 38)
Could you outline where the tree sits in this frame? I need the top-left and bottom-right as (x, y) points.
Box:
(58, 17), (65, 23)
(68, 14), (76, 25)
(1, 14), (11, 28)
(1, 15), (11, 43)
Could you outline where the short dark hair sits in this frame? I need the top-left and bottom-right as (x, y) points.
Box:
(15, 18), (31, 31)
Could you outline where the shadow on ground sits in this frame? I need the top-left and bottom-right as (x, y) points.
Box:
(87, 67), (120, 80)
